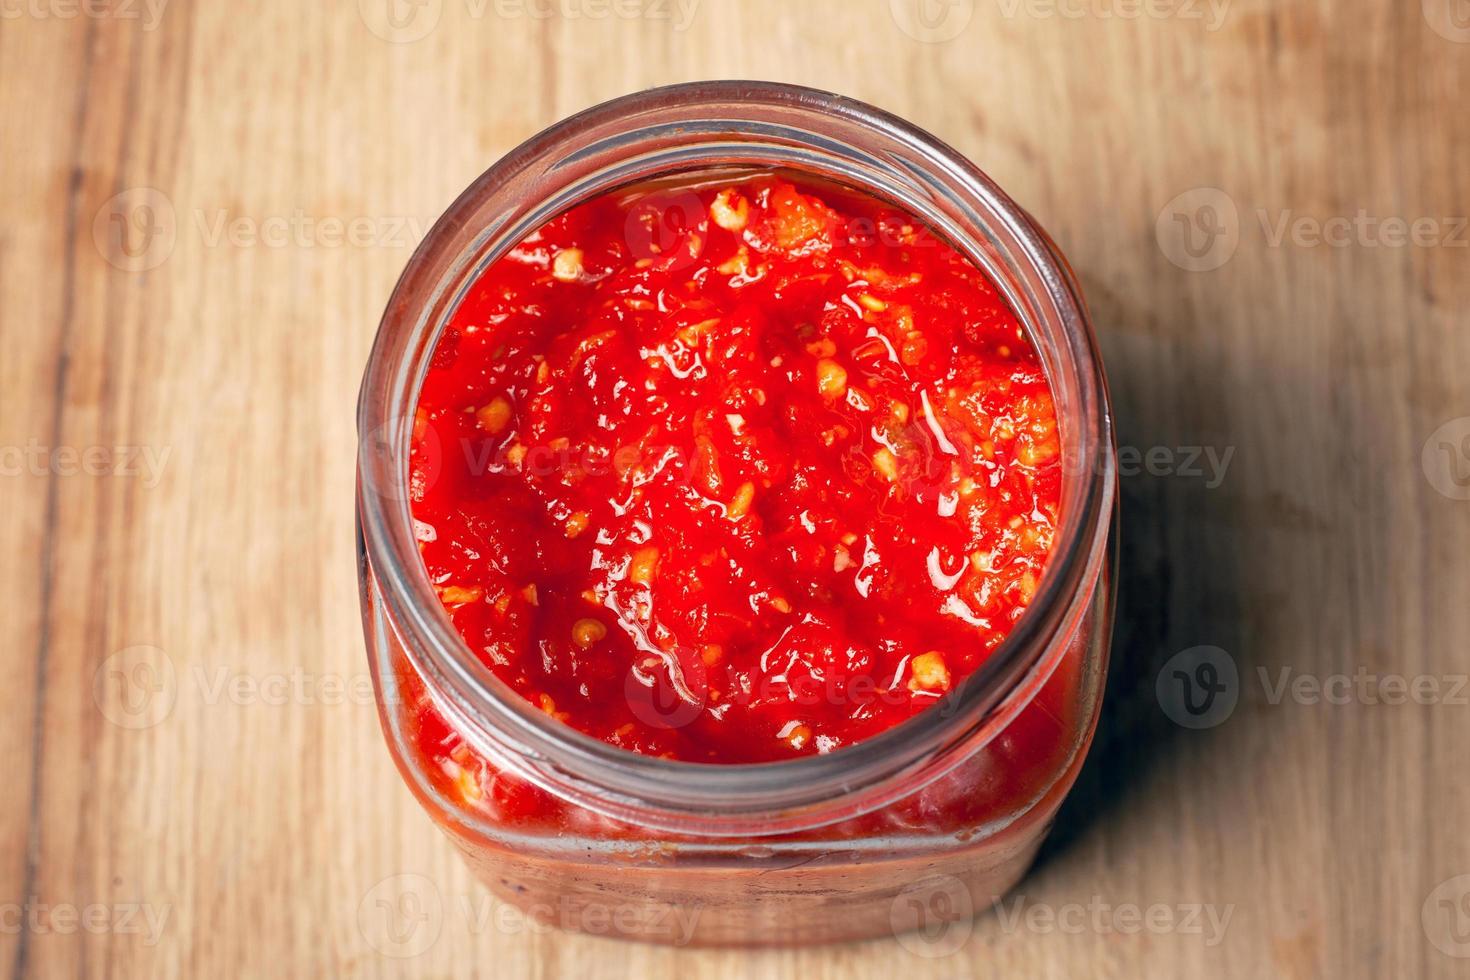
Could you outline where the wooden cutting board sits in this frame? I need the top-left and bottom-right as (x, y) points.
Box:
(3, 1), (1467, 976)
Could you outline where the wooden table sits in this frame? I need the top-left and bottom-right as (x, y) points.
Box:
(4, 1), (1468, 976)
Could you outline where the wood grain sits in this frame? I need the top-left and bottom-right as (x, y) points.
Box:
(3, 1), (1467, 977)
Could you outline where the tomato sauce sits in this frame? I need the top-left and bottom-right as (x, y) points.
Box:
(407, 174), (1062, 768)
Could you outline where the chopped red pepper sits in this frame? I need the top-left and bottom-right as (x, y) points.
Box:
(409, 174), (1061, 764)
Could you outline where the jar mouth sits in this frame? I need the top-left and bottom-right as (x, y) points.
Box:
(357, 80), (1115, 835)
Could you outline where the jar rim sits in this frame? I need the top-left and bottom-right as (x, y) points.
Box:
(357, 80), (1115, 835)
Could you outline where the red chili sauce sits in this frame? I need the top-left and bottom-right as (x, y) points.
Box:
(407, 174), (1062, 768)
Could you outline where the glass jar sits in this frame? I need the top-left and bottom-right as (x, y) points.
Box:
(357, 80), (1116, 947)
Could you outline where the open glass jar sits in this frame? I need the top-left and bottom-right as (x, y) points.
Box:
(357, 81), (1116, 947)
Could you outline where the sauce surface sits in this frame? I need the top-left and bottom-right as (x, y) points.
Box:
(409, 174), (1061, 764)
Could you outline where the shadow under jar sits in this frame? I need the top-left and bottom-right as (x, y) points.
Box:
(357, 81), (1116, 948)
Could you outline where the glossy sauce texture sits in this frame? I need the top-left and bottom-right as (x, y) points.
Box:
(409, 175), (1062, 764)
